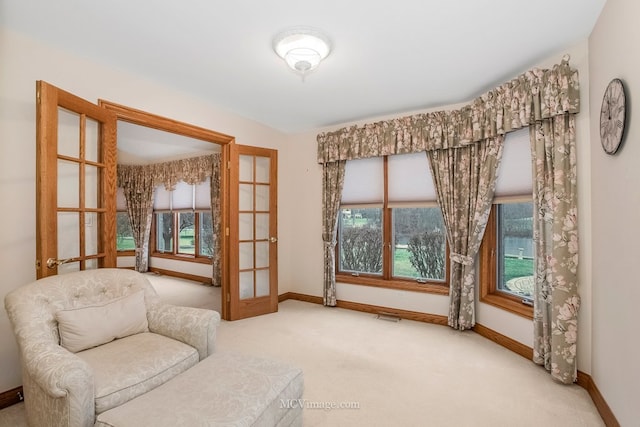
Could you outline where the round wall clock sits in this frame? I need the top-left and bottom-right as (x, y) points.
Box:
(599, 78), (627, 155)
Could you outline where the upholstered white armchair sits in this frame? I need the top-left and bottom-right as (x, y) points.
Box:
(4, 268), (220, 427)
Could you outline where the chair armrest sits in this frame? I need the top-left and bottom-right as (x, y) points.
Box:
(23, 340), (94, 399)
(147, 303), (220, 360)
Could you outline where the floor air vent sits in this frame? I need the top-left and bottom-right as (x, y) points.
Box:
(376, 312), (401, 322)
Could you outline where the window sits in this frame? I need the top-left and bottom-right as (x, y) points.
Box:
(480, 128), (534, 318)
(336, 153), (448, 294)
(151, 180), (213, 262)
(116, 188), (134, 252)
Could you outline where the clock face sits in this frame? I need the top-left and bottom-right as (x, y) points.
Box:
(600, 79), (626, 155)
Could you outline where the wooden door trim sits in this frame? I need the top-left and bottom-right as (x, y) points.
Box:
(98, 100), (235, 145)
(98, 100), (234, 320)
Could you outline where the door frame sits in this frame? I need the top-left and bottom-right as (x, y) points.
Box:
(98, 100), (235, 319)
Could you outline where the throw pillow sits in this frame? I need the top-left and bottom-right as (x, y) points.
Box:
(56, 290), (149, 353)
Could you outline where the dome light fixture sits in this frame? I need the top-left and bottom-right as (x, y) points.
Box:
(273, 27), (331, 80)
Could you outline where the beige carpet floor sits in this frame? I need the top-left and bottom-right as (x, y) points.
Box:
(0, 276), (605, 426)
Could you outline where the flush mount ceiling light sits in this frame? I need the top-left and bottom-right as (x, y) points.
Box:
(273, 27), (331, 80)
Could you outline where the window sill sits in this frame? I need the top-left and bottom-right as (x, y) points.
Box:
(335, 273), (449, 295)
(480, 291), (533, 320)
(151, 252), (213, 265)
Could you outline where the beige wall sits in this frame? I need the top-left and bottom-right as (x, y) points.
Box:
(0, 28), (288, 391)
(589, 0), (640, 424)
(3, 10), (630, 420)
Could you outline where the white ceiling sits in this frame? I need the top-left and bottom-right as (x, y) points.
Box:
(116, 122), (221, 165)
(2, 0), (605, 135)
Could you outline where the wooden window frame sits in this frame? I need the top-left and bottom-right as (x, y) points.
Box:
(335, 156), (449, 295)
(479, 204), (533, 319)
(150, 210), (213, 264)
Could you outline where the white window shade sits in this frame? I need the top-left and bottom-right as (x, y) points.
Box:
(194, 179), (211, 209)
(116, 187), (127, 210)
(154, 185), (172, 210)
(495, 127), (533, 197)
(387, 152), (436, 204)
(341, 157), (384, 205)
(172, 181), (194, 210)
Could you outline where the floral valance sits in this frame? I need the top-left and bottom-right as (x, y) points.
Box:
(317, 57), (579, 164)
(117, 154), (221, 191)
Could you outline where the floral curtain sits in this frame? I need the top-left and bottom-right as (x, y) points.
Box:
(209, 155), (222, 286)
(427, 137), (504, 330)
(322, 161), (346, 306)
(118, 165), (155, 272)
(316, 57), (581, 382)
(530, 115), (579, 384)
(118, 154), (222, 279)
(317, 58), (579, 164)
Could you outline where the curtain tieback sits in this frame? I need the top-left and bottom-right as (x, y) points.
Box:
(450, 252), (473, 266)
(323, 241), (336, 248)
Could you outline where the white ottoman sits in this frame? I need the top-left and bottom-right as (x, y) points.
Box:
(95, 352), (304, 427)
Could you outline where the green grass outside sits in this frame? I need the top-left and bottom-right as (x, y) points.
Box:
(503, 256), (534, 283)
(393, 247), (421, 278)
(392, 248), (533, 282)
(116, 233), (196, 252)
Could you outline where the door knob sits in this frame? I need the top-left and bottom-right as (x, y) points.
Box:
(46, 257), (75, 269)
(269, 237), (278, 243)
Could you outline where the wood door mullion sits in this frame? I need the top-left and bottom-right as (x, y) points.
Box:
(79, 114), (86, 270)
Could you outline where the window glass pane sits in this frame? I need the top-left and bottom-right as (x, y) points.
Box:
(256, 184), (269, 211)
(392, 208), (446, 281)
(239, 184), (253, 210)
(156, 213), (173, 252)
(178, 212), (195, 254)
(199, 212), (213, 256)
(58, 212), (79, 260)
(498, 202), (534, 299)
(239, 155), (253, 182)
(85, 212), (98, 256)
(256, 269), (270, 297)
(58, 107), (79, 158)
(85, 165), (98, 209)
(116, 212), (135, 251)
(255, 213), (269, 240)
(85, 117), (99, 163)
(338, 208), (383, 275)
(239, 271), (254, 299)
(58, 159), (79, 208)
(239, 242), (254, 270)
(255, 241), (269, 268)
(239, 213), (254, 240)
(255, 156), (270, 183)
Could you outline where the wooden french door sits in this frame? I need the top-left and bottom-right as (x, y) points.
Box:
(35, 81), (117, 278)
(228, 145), (278, 320)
